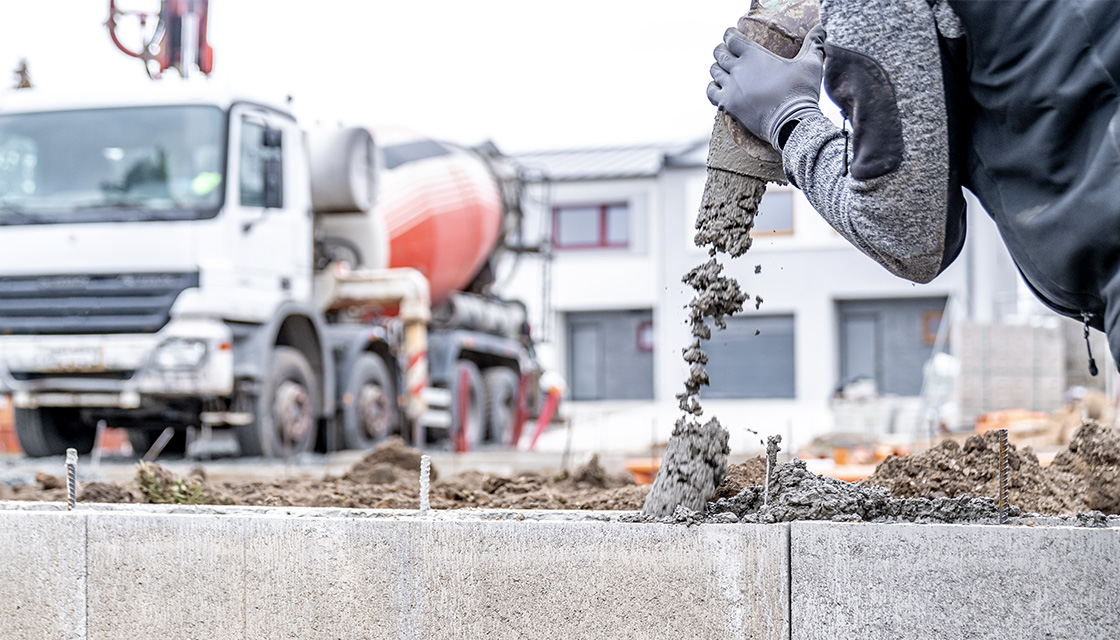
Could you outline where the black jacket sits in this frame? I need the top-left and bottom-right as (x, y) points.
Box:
(947, 0), (1120, 366)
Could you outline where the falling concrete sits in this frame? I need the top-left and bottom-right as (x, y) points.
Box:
(643, 145), (762, 518)
(640, 418), (730, 517)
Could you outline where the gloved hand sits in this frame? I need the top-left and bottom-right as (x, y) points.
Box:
(707, 25), (825, 150)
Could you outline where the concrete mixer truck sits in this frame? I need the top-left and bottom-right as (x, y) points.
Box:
(0, 84), (546, 458)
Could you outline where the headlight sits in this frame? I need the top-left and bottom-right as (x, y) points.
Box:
(151, 338), (208, 370)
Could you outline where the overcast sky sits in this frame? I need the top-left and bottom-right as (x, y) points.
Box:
(0, 1), (752, 153)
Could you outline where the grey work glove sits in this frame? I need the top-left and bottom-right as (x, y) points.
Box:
(707, 25), (825, 150)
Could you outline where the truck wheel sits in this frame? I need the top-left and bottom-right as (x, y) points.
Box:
(237, 346), (319, 458)
(126, 427), (187, 458)
(484, 367), (520, 445)
(449, 359), (484, 451)
(14, 408), (94, 458)
(342, 353), (397, 450)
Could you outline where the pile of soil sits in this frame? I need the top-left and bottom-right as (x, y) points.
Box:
(1050, 421), (1120, 513)
(715, 455), (768, 500)
(0, 437), (649, 511)
(863, 422), (1120, 516)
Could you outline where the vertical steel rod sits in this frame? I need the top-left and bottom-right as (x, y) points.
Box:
(65, 448), (77, 511)
(998, 429), (1009, 524)
(419, 454), (431, 513)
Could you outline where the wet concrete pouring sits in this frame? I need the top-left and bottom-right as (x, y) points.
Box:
(639, 170), (761, 518)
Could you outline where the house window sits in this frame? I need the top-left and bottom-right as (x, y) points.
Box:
(553, 203), (629, 249)
(752, 191), (793, 235)
(837, 297), (947, 396)
(567, 309), (654, 400)
(701, 315), (796, 399)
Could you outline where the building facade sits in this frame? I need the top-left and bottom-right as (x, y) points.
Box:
(503, 139), (1095, 453)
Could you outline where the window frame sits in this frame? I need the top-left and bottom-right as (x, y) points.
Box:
(551, 202), (630, 249)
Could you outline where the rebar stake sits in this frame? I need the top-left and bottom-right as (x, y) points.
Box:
(764, 435), (781, 508)
(998, 429), (1009, 524)
(65, 448), (77, 511)
(419, 454), (431, 514)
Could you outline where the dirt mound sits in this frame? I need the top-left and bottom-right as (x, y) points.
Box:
(0, 447), (646, 511)
(1049, 421), (1120, 513)
(715, 456), (767, 500)
(0, 473), (67, 502)
(862, 424), (1120, 516)
(35, 471), (65, 490)
(79, 481), (136, 503)
(342, 437), (437, 484)
(4, 423), (1118, 519)
(429, 455), (646, 510)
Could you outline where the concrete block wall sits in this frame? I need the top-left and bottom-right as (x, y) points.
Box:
(2, 503), (1118, 639)
(957, 322), (1067, 421)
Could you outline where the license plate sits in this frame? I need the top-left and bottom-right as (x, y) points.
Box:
(38, 347), (104, 372)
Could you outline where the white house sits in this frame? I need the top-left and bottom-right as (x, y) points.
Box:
(502, 139), (1107, 456)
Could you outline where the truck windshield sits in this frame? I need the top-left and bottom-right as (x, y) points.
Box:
(0, 105), (226, 225)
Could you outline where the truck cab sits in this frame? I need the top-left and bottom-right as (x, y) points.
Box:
(0, 85), (330, 457)
(0, 84), (543, 458)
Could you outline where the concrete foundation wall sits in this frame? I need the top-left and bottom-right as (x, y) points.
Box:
(3, 503), (1119, 639)
(0, 510), (86, 640)
(791, 521), (1120, 639)
(1, 503), (789, 640)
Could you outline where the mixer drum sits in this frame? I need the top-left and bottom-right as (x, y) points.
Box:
(378, 131), (503, 305)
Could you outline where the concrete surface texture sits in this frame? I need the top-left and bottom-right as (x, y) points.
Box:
(5, 502), (1119, 639)
(791, 521), (1120, 639)
(0, 503), (789, 640)
(0, 510), (86, 640)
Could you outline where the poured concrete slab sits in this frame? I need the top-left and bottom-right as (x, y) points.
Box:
(791, 521), (1120, 639)
(0, 508), (86, 640)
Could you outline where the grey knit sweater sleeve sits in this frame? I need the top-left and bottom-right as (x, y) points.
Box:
(782, 0), (953, 284)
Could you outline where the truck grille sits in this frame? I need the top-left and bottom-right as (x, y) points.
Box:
(0, 272), (199, 335)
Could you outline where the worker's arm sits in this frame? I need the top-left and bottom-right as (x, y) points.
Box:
(779, 0), (964, 284)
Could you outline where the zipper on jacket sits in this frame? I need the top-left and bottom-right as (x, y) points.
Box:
(1081, 311), (1099, 376)
(841, 116), (851, 176)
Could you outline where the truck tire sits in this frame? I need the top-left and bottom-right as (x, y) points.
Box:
(14, 408), (94, 458)
(449, 359), (485, 451)
(484, 367), (520, 445)
(237, 346), (319, 458)
(126, 426), (187, 459)
(341, 352), (397, 450)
